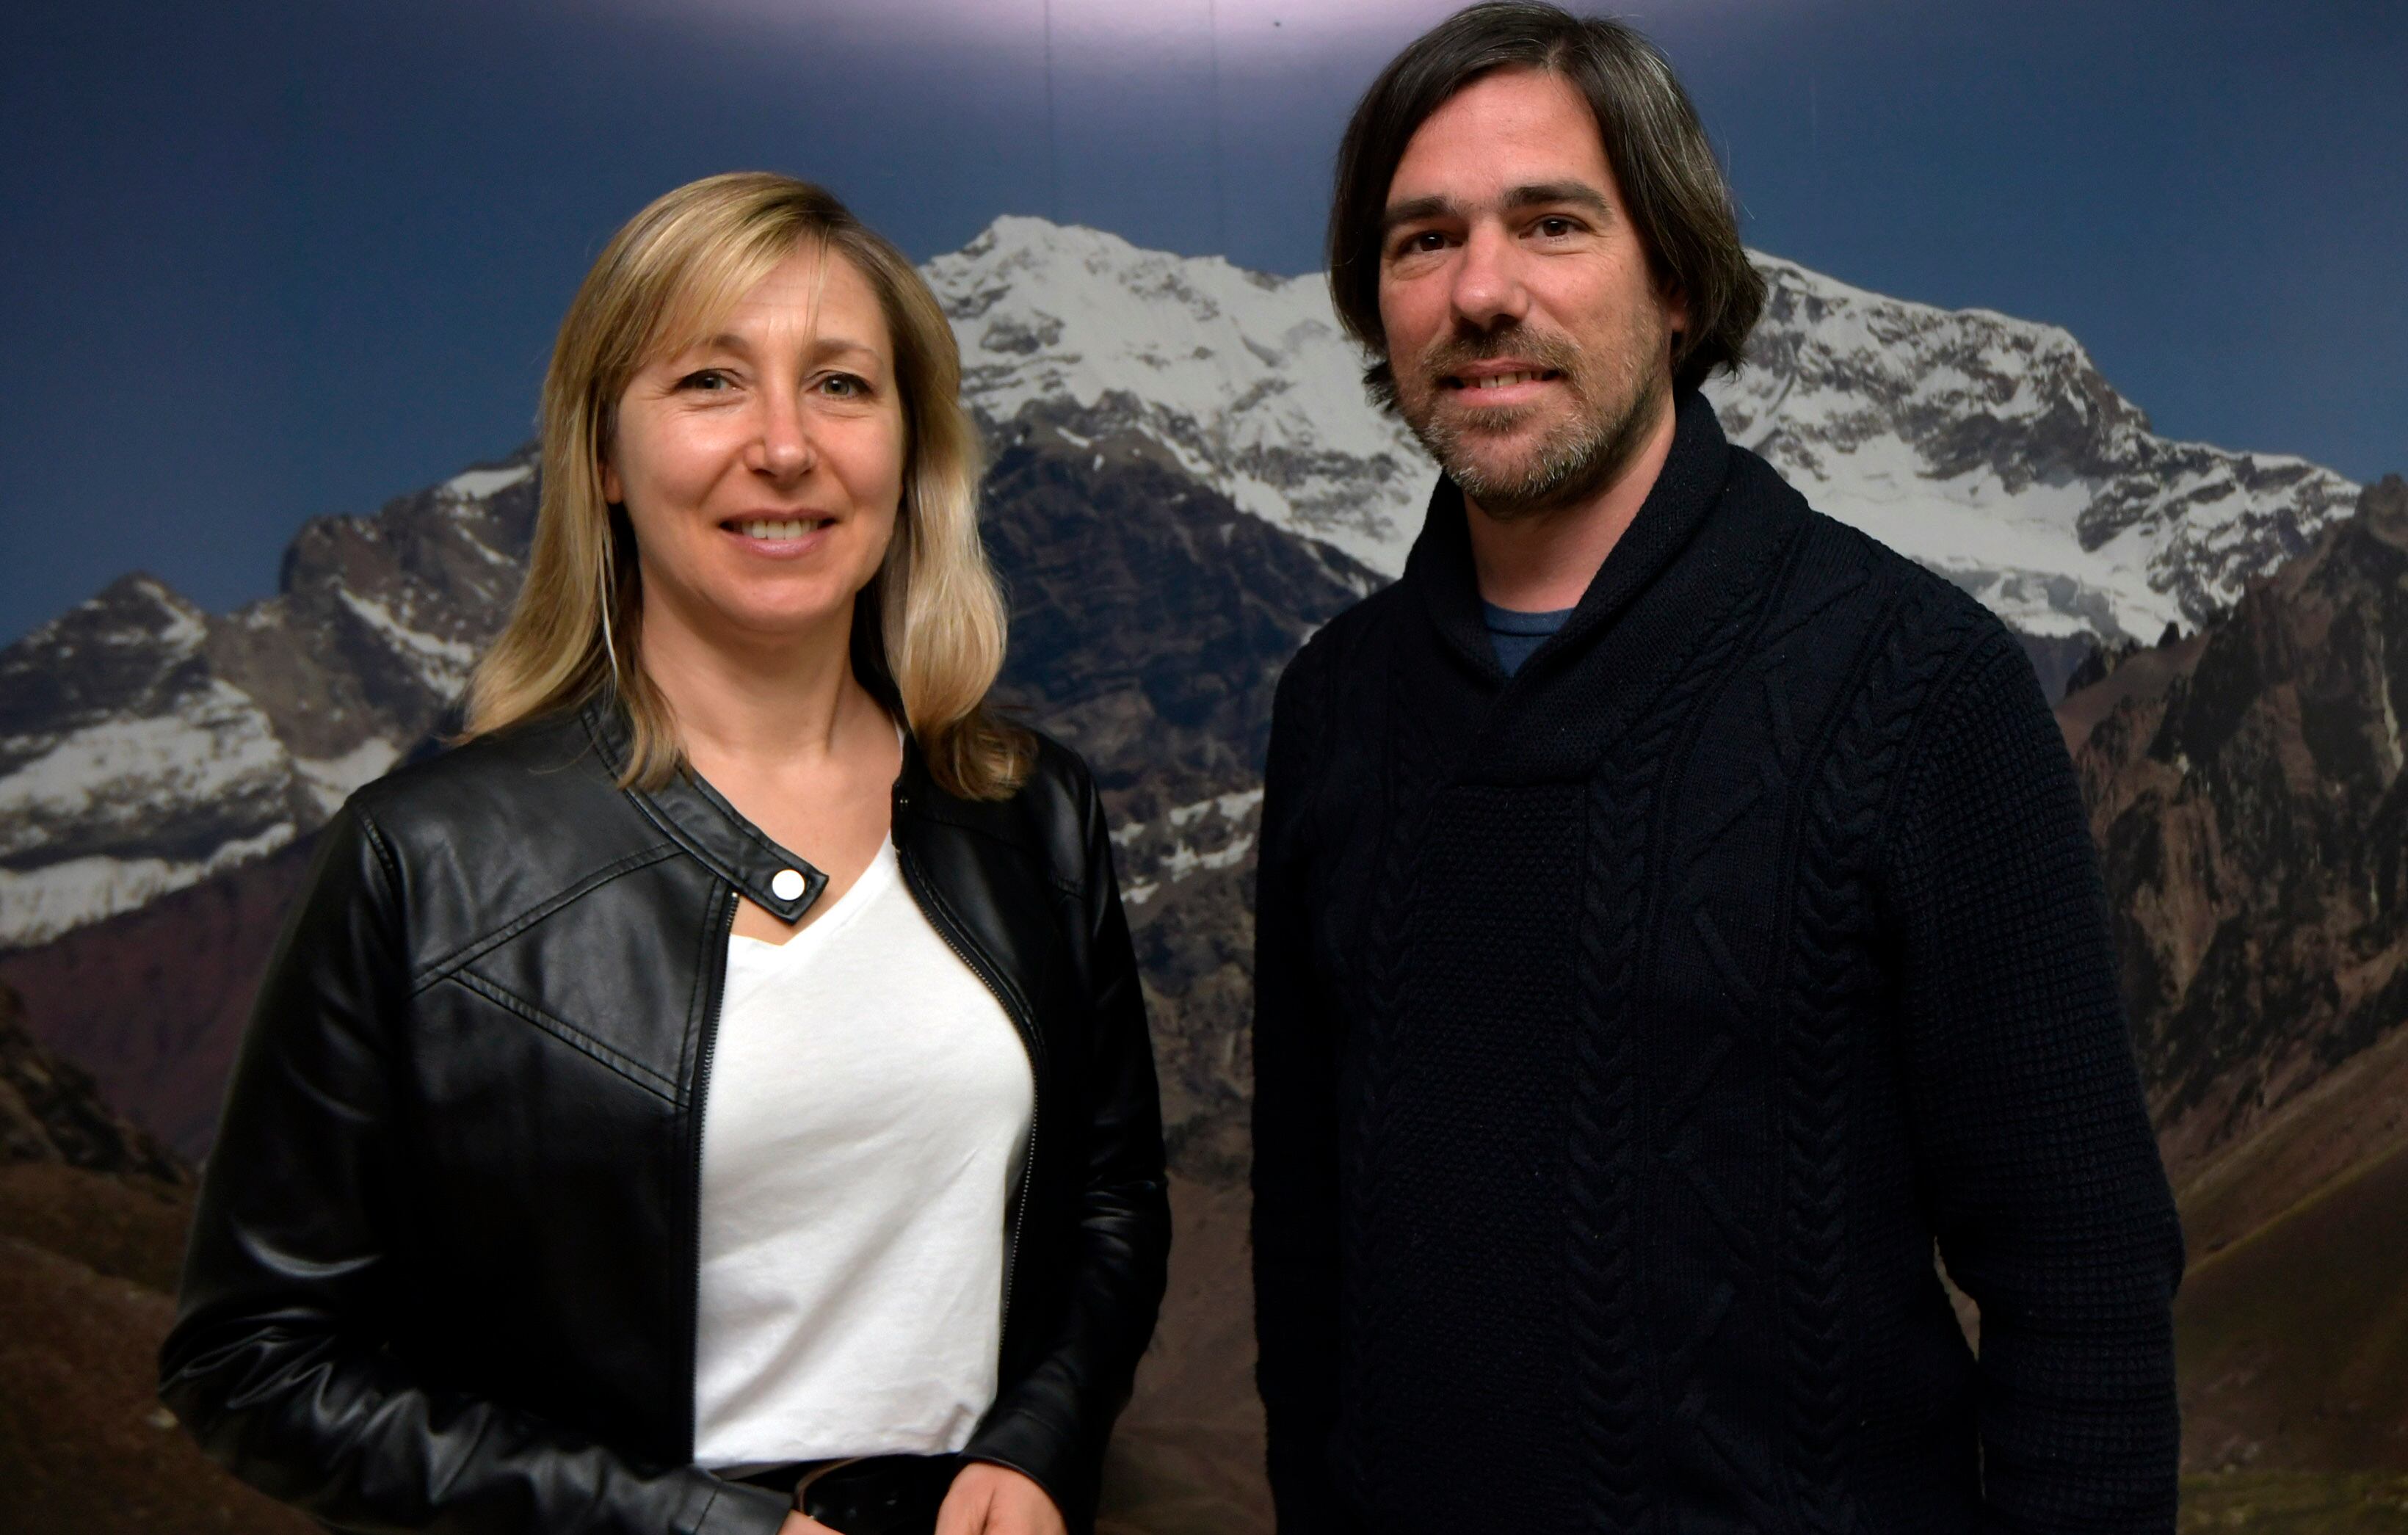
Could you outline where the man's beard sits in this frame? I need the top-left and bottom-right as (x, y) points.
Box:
(1396, 316), (1669, 523)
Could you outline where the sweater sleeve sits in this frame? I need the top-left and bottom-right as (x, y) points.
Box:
(1250, 639), (1354, 1533)
(1879, 629), (2185, 1533)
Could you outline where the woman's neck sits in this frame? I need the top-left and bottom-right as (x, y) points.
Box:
(635, 588), (879, 775)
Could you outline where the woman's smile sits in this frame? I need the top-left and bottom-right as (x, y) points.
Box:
(723, 512), (840, 558)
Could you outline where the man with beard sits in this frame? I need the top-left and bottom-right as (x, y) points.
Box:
(1248, 6), (2183, 1532)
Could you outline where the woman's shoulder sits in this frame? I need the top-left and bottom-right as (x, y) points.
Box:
(907, 725), (1103, 894)
(343, 707), (643, 871)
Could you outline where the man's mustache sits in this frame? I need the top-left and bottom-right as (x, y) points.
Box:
(1412, 327), (1586, 389)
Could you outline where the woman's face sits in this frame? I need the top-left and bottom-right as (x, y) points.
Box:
(603, 245), (905, 653)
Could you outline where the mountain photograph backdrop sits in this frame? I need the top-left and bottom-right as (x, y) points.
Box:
(4, 214), (2406, 1530)
(7, 0), (2407, 1527)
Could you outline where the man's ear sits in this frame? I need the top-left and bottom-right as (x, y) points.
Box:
(1662, 279), (1691, 347)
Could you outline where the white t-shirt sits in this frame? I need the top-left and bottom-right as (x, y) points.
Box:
(692, 834), (1034, 1470)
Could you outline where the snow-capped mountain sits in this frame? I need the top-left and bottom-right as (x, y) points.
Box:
(926, 216), (1436, 578)
(0, 459), (540, 947)
(1713, 257), (2357, 642)
(935, 217), (2358, 643)
(0, 217), (2364, 951)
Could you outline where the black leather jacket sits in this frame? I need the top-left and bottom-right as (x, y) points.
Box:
(159, 699), (1170, 1534)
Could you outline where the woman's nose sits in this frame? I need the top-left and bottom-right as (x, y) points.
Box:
(752, 391), (817, 479)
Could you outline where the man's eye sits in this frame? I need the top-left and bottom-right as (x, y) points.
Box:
(1396, 230), (1448, 256)
(1536, 217), (1576, 238)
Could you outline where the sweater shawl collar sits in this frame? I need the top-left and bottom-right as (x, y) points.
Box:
(1395, 388), (1759, 783)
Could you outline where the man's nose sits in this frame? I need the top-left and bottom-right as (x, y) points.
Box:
(1448, 222), (1530, 333)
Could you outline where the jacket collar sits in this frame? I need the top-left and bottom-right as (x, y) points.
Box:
(1404, 386), (1732, 683)
(579, 694), (832, 924)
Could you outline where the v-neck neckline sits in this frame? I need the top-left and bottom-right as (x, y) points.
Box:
(728, 834), (898, 960)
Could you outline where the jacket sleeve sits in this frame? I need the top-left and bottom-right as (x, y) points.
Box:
(1250, 645), (1353, 1532)
(158, 805), (789, 1535)
(960, 752), (1172, 1531)
(1880, 631), (2185, 1534)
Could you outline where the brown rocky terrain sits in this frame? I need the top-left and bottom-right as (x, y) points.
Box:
(2063, 476), (2408, 1481)
(0, 981), (316, 1532)
(0, 841), (314, 1160)
(2074, 476), (2408, 1191)
(1098, 1177), (1269, 1535)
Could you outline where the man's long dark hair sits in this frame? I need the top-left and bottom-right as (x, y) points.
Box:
(1328, 2), (1764, 407)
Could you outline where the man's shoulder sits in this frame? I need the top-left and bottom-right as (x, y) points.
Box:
(1278, 579), (1412, 702)
(1730, 448), (2017, 678)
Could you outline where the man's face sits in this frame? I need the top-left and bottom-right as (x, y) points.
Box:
(1377, 68), (1688, 520)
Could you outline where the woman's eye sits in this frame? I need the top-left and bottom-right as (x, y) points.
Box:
(822, 374), (867, 398)
(676, 369), (730, 391)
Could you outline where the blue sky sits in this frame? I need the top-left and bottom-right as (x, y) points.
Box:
(2, 0), (2401, 642)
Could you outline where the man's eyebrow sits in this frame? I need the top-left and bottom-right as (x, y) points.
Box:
(1380, 195), (1459, 234)
(1502, 181), (1613, 214)
(1379, 182), (1614, 236)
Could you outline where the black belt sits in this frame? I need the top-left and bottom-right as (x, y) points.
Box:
(733, 1454), (958, 1535)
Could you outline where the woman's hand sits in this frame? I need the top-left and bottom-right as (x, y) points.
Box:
(776, 1512), (838, 1535)
(934, 1462), (1067, 1535)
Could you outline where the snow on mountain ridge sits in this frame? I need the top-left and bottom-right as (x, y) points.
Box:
(1713, 254), (2357, 640)
(936, 218), (2359, 642)
(927, 216), (1436, 577)
(0, 453), (543, 948)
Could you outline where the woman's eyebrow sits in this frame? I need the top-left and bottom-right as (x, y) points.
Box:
(808, 333), (880, 357)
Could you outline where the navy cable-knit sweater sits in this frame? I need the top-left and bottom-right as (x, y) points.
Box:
(1250, 390), (2184, 1534)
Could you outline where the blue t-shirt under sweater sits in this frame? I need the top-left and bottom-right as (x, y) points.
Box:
(1484, 601), (1575, 676)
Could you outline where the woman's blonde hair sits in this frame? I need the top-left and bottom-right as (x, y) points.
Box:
(463, 171), (1030, 799)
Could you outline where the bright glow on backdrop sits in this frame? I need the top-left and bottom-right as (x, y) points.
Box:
(1, 0), (2400, 644)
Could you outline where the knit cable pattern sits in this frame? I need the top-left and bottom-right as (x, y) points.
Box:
(1340, 630), (1452, 1511)
(1775, 580), (1984, 1532)
(1566, 538), (1794, 1533)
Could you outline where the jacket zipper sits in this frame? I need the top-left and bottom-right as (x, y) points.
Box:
(684, 884), (740, 1455)
(892, 799), (1044, 1337)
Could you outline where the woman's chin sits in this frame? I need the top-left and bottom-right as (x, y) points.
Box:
(708, 590), (867, 647)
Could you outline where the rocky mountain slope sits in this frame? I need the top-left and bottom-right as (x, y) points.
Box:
(0, 430), (1350, 1169)
(0, 218), (2360, 959)
(1713, 257), (2357, 647)
(2074, 476), (2408, 1188)
(0, 460), (540, 949)
(1, 981), (186, 1186)
(2060, 477), (2408, 1478)
(938, 217), (2358, 647)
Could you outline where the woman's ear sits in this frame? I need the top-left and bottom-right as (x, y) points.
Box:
(601, 458), (623, 504)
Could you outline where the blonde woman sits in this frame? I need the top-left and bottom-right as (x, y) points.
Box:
(160, 173), (1169, 1535)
